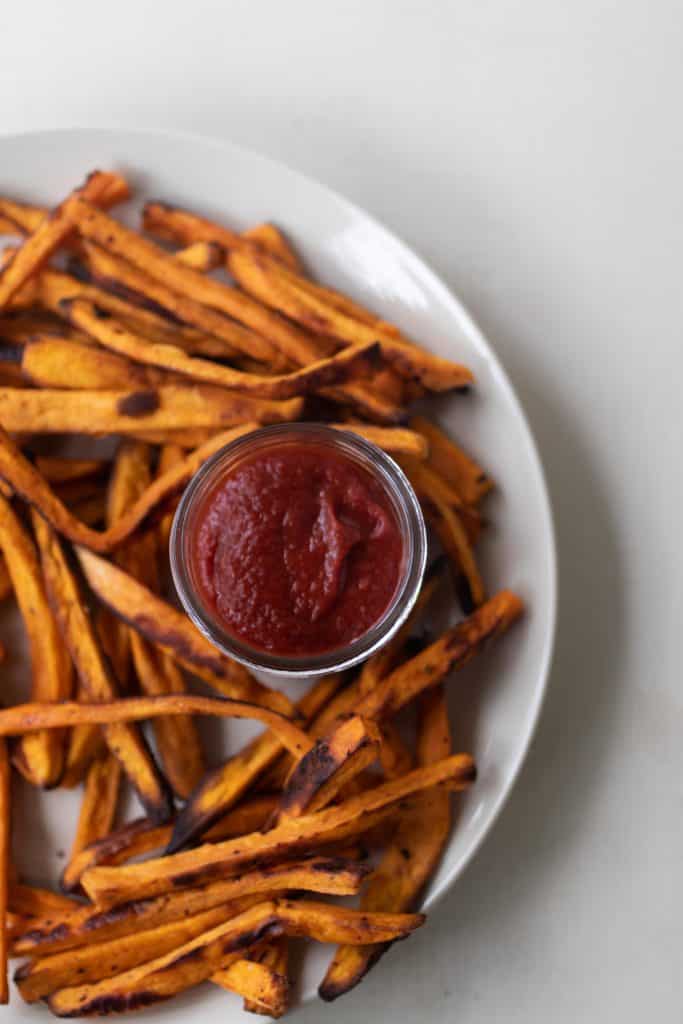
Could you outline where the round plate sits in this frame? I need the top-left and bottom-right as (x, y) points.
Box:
(0, 129), (556, 1019)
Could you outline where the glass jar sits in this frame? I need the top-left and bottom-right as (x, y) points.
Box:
(170, 423), (427, 680)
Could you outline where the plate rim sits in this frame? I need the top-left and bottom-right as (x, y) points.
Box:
(0, 125), (558, 912)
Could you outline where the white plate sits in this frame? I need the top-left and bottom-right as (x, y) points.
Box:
(0, 129), (556, 1019)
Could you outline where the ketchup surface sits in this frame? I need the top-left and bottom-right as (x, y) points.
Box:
(192, 442), (403, 656)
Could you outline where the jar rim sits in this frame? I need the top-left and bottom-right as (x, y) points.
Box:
(170, 423), (428, 679)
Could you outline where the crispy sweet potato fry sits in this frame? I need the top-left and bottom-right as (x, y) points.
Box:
(14, 855), (365, 966)
(167, 674), (345, 853)
(8, 885), (79, 919)
(33, 796), (278, 910)
(273, 716), (381, 826)
(74, 548), (293, 711)
(78, 242), (280, 365)
(0, 425), (259, 553)
(21, 336), (170, 390)
(329, 424), (428, 459)
(35, 457), (107, 485)
(0, 382), (302, 433)
(243, 222), (301, 271)
(30, 512), (172, 823)
(411, 415), (492, 506)
(0, 172), (129, 311)
(174, 240), (223, 273)
(0, 198), (44, 235)
(0, 494), (73, 787)
(82, 754), (475, 905)
(0, 738), (9, 1003)
(227, 248), (474, 391)
(61, 699), (106, 788)
(63, 298), (382, 399)
(320, 686), (452, 1000)
(46, 899), (425, 1017)
(0, 695), (310, 759)
(61, 755), (122, 893)
(214, 944), (289, 1018)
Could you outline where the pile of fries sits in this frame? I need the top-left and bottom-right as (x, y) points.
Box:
(0, 170), (524, 1017)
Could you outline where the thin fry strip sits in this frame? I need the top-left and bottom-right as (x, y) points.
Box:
(242, 222), (301, 271)
(68, 200), (334, 366)
(215, 945), (289, 1018)
(81, 755), (475, 905)
(0, 424), (257, 554)
(0, 172), (129, 310)
(61, 755), (122, 893)
(46, 899), (425, 1017)
(411, 415), (492, 506)
(63, 298), (382, 399)
(320, 686), (452, 1000)
(227, 248), (474, 391)
(167, 674), (345, 853)
(0, 738), (9, 1003)
(36, 796), (278, 908)
(30, 512), (173, 824)
(13, 856), (366, 963)
(0, 695), (310, 759)
(34, 457), (107, 485)
(0, 494), (73, 787)
(329, 424), (428, 459)
(8, 885), (79, 918)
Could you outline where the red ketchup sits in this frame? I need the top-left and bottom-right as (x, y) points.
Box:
(191, 442), (403, 656)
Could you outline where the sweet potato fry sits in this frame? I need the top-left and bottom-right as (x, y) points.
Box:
(0, 695), (310, 759)
(15, 855), (365, 967)
(227, 248), (474, 391)
(214, 944), (289, 1018)
(129, 636), (205, 799)
(320, 686), (452, 1000)
(33, 796), (278, 910)
(402, 457), (484, 608)
(0, 424), (258, 554)
(77, 242), (280, 365)
(243, 222), (301, 271)
(46, 899), (425, 1016)
(60, 701), (106, 788)
(174, 240), (223, 273)
(0, 738), (9, 1003)
(16, 903), (246, 1001)
(0, 493), (73, 787)
(411, 415), (492, 506)
(21, 336), (170, 390)
(329, 424), (428, 459)
(66, 202), (324, 365)
(167, 673), (345, 853)
(63, 298), (382, 399)
(156, 442), (183, 550)
(74, 548), (292, 711)
(82, 754), (475, 905)
(37, 267), (242, 360)
(0, 172), (129, 311)
(0, 198), (44, 235)
(30, 512), (172, 823)
(35, 457), (107, 485)
(61, 754), (122, 893)
(8, 885), (79, 919)
(273, 716), (381, 826)
(0, 382), (302, 433)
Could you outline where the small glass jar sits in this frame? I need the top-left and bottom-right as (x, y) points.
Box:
(170, 423), (427, 680)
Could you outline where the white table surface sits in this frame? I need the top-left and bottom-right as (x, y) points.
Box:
(1, 2), (681, 1021)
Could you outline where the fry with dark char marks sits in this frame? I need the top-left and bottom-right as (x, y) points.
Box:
(61, 754), (122, 893)
(63, 298), (382, 399)
(18, 796), (279, 921)
(167, 673), (345, 853)
(74, 548), (294, 712)
(0, 424), (257, 553)
(214, 942), (290, 1018)
(272, 716), (381, 827)
(46, 899), (425, 1017)
(0, 738), (9, 1003)
(81, 754), (475, 906)
(411, 415), (493, 506)
(320, 685), (453, 1000)
(0, 171), (129, 310)
(30, 512), (173, 824)
(227, 248), (474, 391)
(13, 856), (365, 964)
(0, 695), (310, 759)
(0, 493), (73, 787)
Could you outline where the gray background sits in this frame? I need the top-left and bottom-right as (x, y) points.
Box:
(1, 2), (681, 1020)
